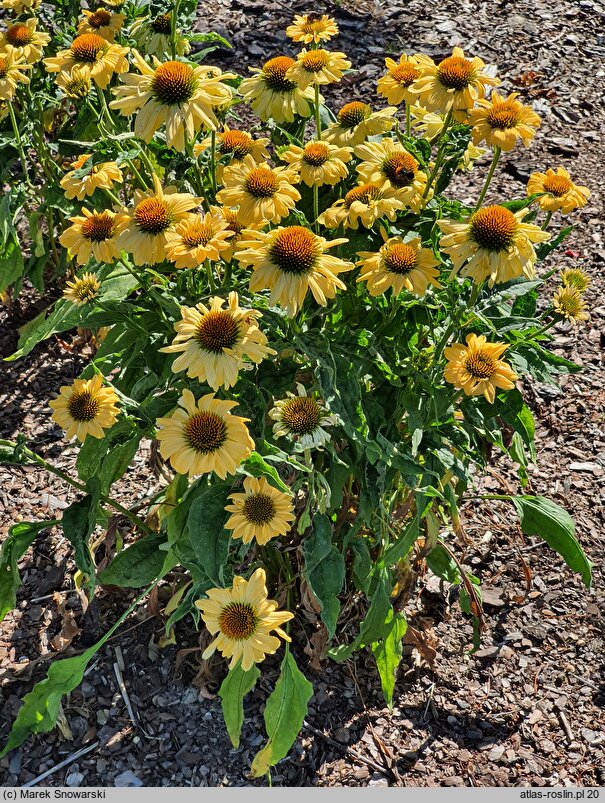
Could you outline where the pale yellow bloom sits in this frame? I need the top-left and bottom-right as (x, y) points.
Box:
(0, 18), (50, 64)
(286, 48), (351, 89)
(239, 56), (315, 123)
(60, 154), (123, 201)
(377, 55), (421, 105)
(286, 13), (338, 44)
(59, 208), (129, 265)
(469, 91), (540, 151)
(527, 167), (590, 214)
(63, 272), (101, 305)
(324, 102), (397, 146)
(318, 183), (405, 230)
(0, 51), (31, 99)
(280, 140), (352, 187)
(225, 477), (295, 546)
(130, 13), (190, 58)
(216, 155), (300, 225)
(354, 139), (430, 211)
(77, 8), (126, 42)
(444, 334), (517, 404)
(165, 210), (234, 268)
(44, 34), (129, 90)
(357, 236), (441, 297)
(49, 374), (119, 441)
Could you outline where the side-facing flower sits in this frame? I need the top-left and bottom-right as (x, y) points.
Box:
(59, 208), (128, 265)
(280, 140), (352, 187)
(560, 267), (590, 294)
(44, 34), (129, 89)
(552, 287), (589, 324)
(215, 206), (266, 262)
(458, 142), (486, 172)
(469, 91), (540, 151)
(235, 226), (354, 316)
(286, 13), (338, 44)
(130, 13), (190, 58)
(216, 155), (300, 225)
(354, 139), (429, 211)
(77, 8), (126, 42)
(49, 374), (119, 441)
(377, 55), (421, 105)
(318, 183), (404, 230)
(527, 167), (590, 214)
(195, 127), (270, 175)
(0, 19), (50, 64)
(224, 477), (295, 545)
(195, 568), (293, 671)
(56, 67), (92, 98)
(410, 104), (445, 139)
(1, 0), (40, 12)
(270, 383), (338, 451)
(60, 154), (123, 200)
(160, 292), (275, 390)
(155, 389), (254, 478)
(165, 209), (234, 268)
(0, 52), (32, 99)
(286, 48), (351, 89)
(324, 101), (397, 146)
(239, 56), (315, 123)
(357, 236), (441, 297)
(438, 205), (550, 286)
(444, 334), (518, 403)
(63, 272), (101, 305)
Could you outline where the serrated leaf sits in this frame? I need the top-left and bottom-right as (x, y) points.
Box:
(219, 662), (261, 748)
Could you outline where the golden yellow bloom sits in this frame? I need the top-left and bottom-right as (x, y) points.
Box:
(1, 0), (40, 13)
(0, 52), (31, 100)
(56, 67), (91, 98)
(60, 154), (123, 201)
(410, 104), (445, 139)
(195, 568), (293, 671)
(286, 48), (351, 89)
(59, 208), (128, 266)
(318, 183), (405, 230)
(438, 205), (550, 286)
(357, 236), (440, 297)
(225, 477), (295, 546)
(354, 139), (429, 211)
(239, 56), (315, 123)
(552, 287), (589, 324)
(412, 47), (499, 118)
(560, 267), (590, 294)
(130, 13), (190, 58)
(156, 389), (254, 478)
(458, 142), (486, 172)
(286, 13), (338, 44)
(270, 383), (339, 451)
(324, 101), (397, 146)
(164, 209), (234, 268)
(444, 334), (518, 404)
(377, 55), (421, 105)
(215, 206), (266, 262)
(280, 140), (352, 187)
(236, 226), (354, 316)
(77, 8), (126, 42)
(469, 91), (540, 151)
(216, 155), (300, 225)
(196, 126), (270, 169)
(0, 18), (50, 64)
(44, 34), (129, 90)
(63, 272), (101, 305)
(49, 374), (119, 441)
(110, 53), (232, 152)
(160, 291), (275, 390)
(527, 167), (590, 215)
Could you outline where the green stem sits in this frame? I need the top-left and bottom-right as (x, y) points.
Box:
(474, 146), (501, 211)
(97, 88), (116, 131)
(542, 210), (553, 230)
(312, 183), (319, 233)
(405, 102), (411, 137)
(314, 82), (322, 140)
(170, 0), (182, 60)
(7, 100), (31, 187)
(103, 187), (123, 206)
(210, 129), (217, 195)
(205, 260), (216, 292)
(421, 109), (453, 200)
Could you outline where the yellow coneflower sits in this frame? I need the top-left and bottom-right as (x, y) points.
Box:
(377, 55), (421, 105)
(195, 126), (270, 170)
(469, 91), (540, 151)
(59, 208), (128, 265)
(195, 568), (293, 671)
(49, 374), (119, 441)
(60, 154), (123, 201)
(56, 67), (92, 98)
(224, 477), (295, 546)
(44, 34), (129, 90)
(357, 236), (441, 297)
(560, 267), (590, 294)
(318, 183), (404, 230)
(324, 101), (397, 146)
(216, 155), (300, 225)
(270, 383), (338, 451)
(286, 48), (351, 90)
(77, 7), (125, 42)
(214, 206), (266, 262)
(527, 167), (590, 215)
(160, 291), (275, 390)
(410, 104), (445, 139)
(354, 139), (429, 211)
(444, 334), (518, 404)
(63, 272), (101, 305)
(438, 205), (550, 286)
(286, 13), (338, 44)
(239, 56), (315, 123)
(110, 53), (233, 152)
(0, 18), (50, 64)
(412, 47), (499, 119)
(155, 389), (254, 478)
(235, 226), (354, 316)
(458, 142), (486, 172)
(1, 0), (40, 12)
(552, 287), (589, 324)
(130, 13), (190, 58)
(280, 140), (352, 187)
(164, 209), (234, 269)
(0, 52), (31, 99)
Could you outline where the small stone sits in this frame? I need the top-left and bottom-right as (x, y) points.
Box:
(334, 727), (350, 744)
(66, 772), (84, 787)
(114, 770), (143, 787)
(488, 745), (505, 761)
(368, 773), (389, 787)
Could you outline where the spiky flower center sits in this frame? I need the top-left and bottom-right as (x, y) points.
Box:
(6, 23), (33, 46)
(554, 288), (586, 320)
(68, 389), (101, 422)
(64, 75), (91, 97)
(303, 142), (330, 166)
(486, 100), (521, 130)
(152, 61), (197, 105)
(184, 411), (228, 453)
(222, 210), (245, 236)
(219, 130), (254, 158)
(134, 197), (173, 234)
(281, 396), (322, 434)
(383, 243), (418, 274)
(70, 275), (100, 303)
(0, 57), (7, 78)
(244, 167), (279, 198)
(464, 350), (496, 379)
(561, 268), (590, 293)
(262, 56), (297, 92)
(195, 311), (240, 353)
(243, 492), (277, 525)
(270, 226), (319, 275)
(543, 175), (572, 197)
(70, 33), (106, 63)
(344, 183), (383, 208)
(391, 62), (419, 86)
(437, 55), (475, 90)
(181, 220), (215, 248)
(300, 14), (328, 34)
(337, 101), (370, 129)
(218, 602), (258, 641)
(382, 151), (417, 188)
(300, 49), (330, 73)
(88, 9), (112, 28)
(81, 211), (116, 242)
(151, 12), (171, 33)
(470, 206), (517, 252)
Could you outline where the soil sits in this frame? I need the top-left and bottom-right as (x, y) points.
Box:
(1, 0), (605, 788)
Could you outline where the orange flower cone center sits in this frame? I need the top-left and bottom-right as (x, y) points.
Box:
(184, 411), (228, 453)
(437, 55), (475, 90)
(152, 61), (196, 105)
(68, 390), (101, 422)
(383, 243), (418, 274)
(303, 142), (330, 166)
(218, 602), (258, 640)
(464, 351), (496, 379)
(391, 62), (419, 86)
(134, 197), (173, 234)
(262, 56), (297, 92)
(486, 101), (521, 130)
(543, 175), (572, 197)
(219, 130), (254, 158)
(345, 183), (382, 208)
(88, 9), (112, 28)
(269, 226), (319, 274)
(281, 396), (322, 434)
(151, 13), (171, 33)
(300, 49), (330, 72)
(337, 101), (369, 128)
(243, 493), (277, 525)
(470, 206), (517, 251)
(195, 311), (240, 353)
(81, 212), (115, 242)
(70, 33), (106, 62)
(244, 167), (279, 198)
(182, 220), (215, 248)
(0, 57), (7, 78)
(6, 23), (33, 46)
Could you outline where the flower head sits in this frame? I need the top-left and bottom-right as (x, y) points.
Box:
(56, 67), (92, 98)
(469, 91), (540, 151)
(130, 13), (190, 58)
(239, 56), (315, 123)
(270, 383), (338, 451)
(225, 477), (295, 546)
(552, 286), (589, 324)
(0, 52), (32, 100)
(164, 209), (234, 268)
(444, 334), (517, 403)
(324, 101), (397, 146)
(44, 34), (129, 89)
(410, 104), (446, 139)
(354, 139), (429, 211)
(195, 568), (293, 671)
(280, 140), (352, 187)
(286, 13), (338, 44)
(216, 155), (300, 225)
(318, 182), (405, 230)
(196, 127), (270, 177)
(63, 272), (101, 305)
(357, 235), (441, 297)
(0, 18), (50, 64)
(527, 167), (590, 214)
(214, 206), (266, 262)
(77, 7), (126, 42)
(286, 48), (351, 90)
(59, 208), (128, 265)
(377, 55), (421, 105)
(1, 0), (40, 13)
(49, 374), (119, 441)
(59, 154), (123, 200)
(560, 267), (590, 294)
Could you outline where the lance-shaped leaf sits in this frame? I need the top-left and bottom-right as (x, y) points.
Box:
(219, 662), (261, 748)
(372, 610), (407, 708)
(187, 481), (232, 585)
(303, 514), (344, 639)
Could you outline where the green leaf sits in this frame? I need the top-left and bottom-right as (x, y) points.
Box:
(219, 662), (261, 748)
(0, 235), (25, 294)
(76, 420), (141, 495)
(512, 495), (592, 588)
(0, 439), (30, 466)
(99, 532), (176, 587)
(61, 485), (101, 595)
(303, 514), (345, 638)
(371, 610), (407, 708)
(249, 651), (313, 778)
(426, 543), (461, 584)
(328, 571), (393, 662)
(187, 482), (232, 585)
(240, 452), (289, 493)
(0, 520), (59, 622)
